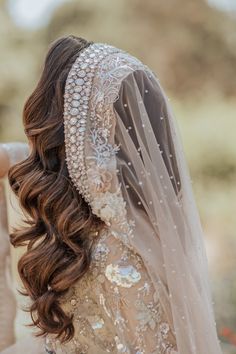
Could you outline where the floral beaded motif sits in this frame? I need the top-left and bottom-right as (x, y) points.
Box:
(45, 228), (177, 354)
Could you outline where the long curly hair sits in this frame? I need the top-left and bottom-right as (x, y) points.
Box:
(8, 35), (105, 342)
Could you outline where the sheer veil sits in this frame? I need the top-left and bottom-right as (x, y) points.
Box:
(64, 43), (222, 353)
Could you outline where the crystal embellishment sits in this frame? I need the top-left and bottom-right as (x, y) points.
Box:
(105, 263), (141, 288)
(72, 100), (80, 107)
(78, 70), (86, 78)
(75, 78), (84, 85)
(63, 43), (120, 204)
(70, 108), (79, 115)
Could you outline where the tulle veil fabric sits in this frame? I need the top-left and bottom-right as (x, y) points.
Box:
(64, 43), (222, 353)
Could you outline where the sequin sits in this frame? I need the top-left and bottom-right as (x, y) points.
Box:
(70, 127), (77, 134)
(73, 93), (81, 99)
(78, 127), (86, 132)
(78, 70), (86, 78)
(70, 108), (79, 115)
(72, 100), (80, 107)
(88, 315), (105, 330)
(70, 117), (77, 125)
(74, 86), (82, 93)
(75, 78), (84, 85)
(105, 263), (141, 288)
(71, 299), (77, 306)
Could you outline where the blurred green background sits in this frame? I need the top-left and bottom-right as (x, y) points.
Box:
(0, 0), (236, 352)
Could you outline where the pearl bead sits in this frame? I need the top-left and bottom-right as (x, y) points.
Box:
(71, 299), (77, 306)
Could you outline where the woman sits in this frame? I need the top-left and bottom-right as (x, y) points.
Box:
(8, 35), (222, 354)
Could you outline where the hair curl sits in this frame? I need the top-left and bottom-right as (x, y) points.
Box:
(8, 35), (105, 342)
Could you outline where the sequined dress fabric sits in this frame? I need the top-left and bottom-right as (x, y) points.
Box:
(45, 227), (177, 354)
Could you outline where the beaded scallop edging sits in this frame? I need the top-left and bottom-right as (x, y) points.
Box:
(63, 43), (120, 204)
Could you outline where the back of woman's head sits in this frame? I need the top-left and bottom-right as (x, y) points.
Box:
(8, 35), (105, 342)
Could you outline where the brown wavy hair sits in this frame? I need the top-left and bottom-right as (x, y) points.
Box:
(8, 35), (105, 342)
